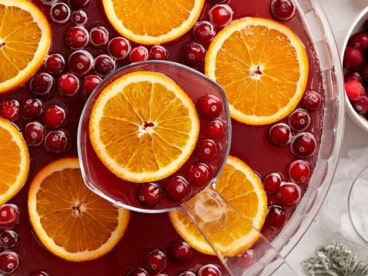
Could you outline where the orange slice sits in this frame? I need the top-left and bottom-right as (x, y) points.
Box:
(205, 17), (309, 125)
(0, 117), (30, 204)
(169, 155), (267, 256)
(89, 71), (200, 183)
(0, 0), (51, 93)
(28, 158), (130, 262)
(102, 0), (205, 45)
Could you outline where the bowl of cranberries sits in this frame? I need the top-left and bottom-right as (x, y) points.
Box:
(342, 6), (368, 132)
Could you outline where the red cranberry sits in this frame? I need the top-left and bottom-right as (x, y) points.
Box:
(178, 271), (196, 276)
(301, 90), (322, 111)
(264, 205), (287, 230)
(71, 9), (88, 25)
(196, 94), (222, 120)
(81, 75), (102, 96)
(0, 204), (20, 229)
(129, 46), (149, 63)
(68, 50), (94, 76)
(136, 183), (162, 207)
(44, 53), (65, 75)
(42, 104), (66, 129)
(167, 240), (193, 263)
(267, 193), (278, 206)
(186, 163), (212, 187)
(94, 54), (116, 76)
(270, 0), (296, 21)
(57, 73), (80, 96)
(24, 121), (45, 146)
(263, 172), (282, 194)
(108, 37), (132, 60)
(143, 248), (167, 274)
(345, 79), (365, 101)
(0, 98), (20, 121)
(65, 26), (89, 49)
(29, 72), (54, 96)
(353, 95), (368, 114)
(44, 129), (70, 153)
(196, 139), (218, 162)
(67, 0), (90, 8)
(206, 119), (225, 139)
(288, 108), (311, 132)
(208, 4), (234, 27)
(348, 32), (368, 51)
(288, 159), (311, 184)
(277, 182), (301, 206)
(90, 26), (109, 47)
(193, 21), (216, 44)
(30, 270), (50, 276)
(268, 123), (291, 147)
(50, 2), (71, 24)
(21, 98), (43, 119)
(0, 251), (20, 275)
(345, 71), (362, 83)
(126, 267), (149, 276)
(290, 132), (317, 158)
(165, 176), (190, 202)
(0, 230), (19, 249)
(343, 47), (364, 70)
(197, 264), (222, 276)
(149, 45), (168, 60)
(182, 42), (206, 66)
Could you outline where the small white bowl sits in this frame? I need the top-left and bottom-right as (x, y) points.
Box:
(341, 7), (368, 132)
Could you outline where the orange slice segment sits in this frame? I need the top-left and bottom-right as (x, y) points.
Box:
(89, 71), (200, 183)
(169, 155), (268, 256)
(28, 158), (130, 262)
(0, 117), (30, 204)
(0, 0), (51, 93)
(102, 0), (205, 45)
(205, 17), (309, 125)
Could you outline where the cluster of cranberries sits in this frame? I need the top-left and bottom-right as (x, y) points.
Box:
(126, 239), (223, 276)
(343, 18), (368, 120)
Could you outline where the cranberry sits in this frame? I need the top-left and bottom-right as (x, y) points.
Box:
(186, 163), (212, 187)
(165, 175), (191, 202)
(343, 47), (364, 70)
(108, 37), (132, 60)
(208, 4), (234, 27)
(288, 108), (311, 132)
(0, 251), (20, 275)
(42, 104), (66, 129)
(30, 270), (50, 276)
(0, 98), (20, 121)
(94, 54), (116, 76)
(301, 90), (322, 111)
(290, 132), (317, 158)
(345, 79), (365, 101)
(353, 95), (368, 114)
(206, 119), (225, 139)
(270, 0), (296, 21)
(44, 129), (70, 153)
(149, 45), (168, 60)
(264, 205), (287, 230)
(348, 32), (368, 51)
(196, 94), (222, 120)
(0, 204), (20, 229)
(81, 75), (102, 96)
(44, 53), (65, 75)
(71, 10), (88, 25)
(143, 248), (167, 274)
(197, 264), (222, 276)
(68, 50), (94, 76)
(50, 2), (71, 24)
(182, 42), (206, 66)
(196, 139), (218, 162)
(57, 73), (80, 96)
(29, 72), (54, 96)
(21, 98), (43, 119)
(193, 21), (216, 44)
(126, 267), (149, 276)
(0, 230), (19, 249)
(277, 183), (301, 206)
(89, 26), (110, 48)
(24, 121), (45, 146)
(167, 240), (193, 263)
(267, 123), (291, 147)
(129, 46), (149, 63)
(65, 26), (89, 49)
(344, 71), (362, 83)
(136, 183), (162, 207)
(263, 172), (282, 194)
(67, 0), (90, 8)
(178, 271), (196, 276)
(288, 159), (311, 184)
(267, 193), (278, 206)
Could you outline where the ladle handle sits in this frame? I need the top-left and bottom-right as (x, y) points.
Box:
(182, 187), (297, 275)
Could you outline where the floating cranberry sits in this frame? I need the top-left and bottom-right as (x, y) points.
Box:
(143, 248), (167, 274)
(81, 75), (102, 96)
(126, 267), (149, 276)
(165, 176), (190, 202)
(136, 183), (162, 208)
(348, 32), (368, 51)
(24, 121), (45, 146)
(267, 123), (291, 147)
(263, 172), (282, 194)
(50, 2), (71, 24)
(270, 0), (296, 21)
(343, 47), (364, 70)
(196, 94), (222, 120)
(197, 264), (222, 276)
(68, 50), (94, 76)
(206, 119), (225, 139)
(108, 37), (132, 60)
(29, 72), (54, 96)
(182, 42), (206, 66)
(186, 163), (212, 187)
(0, 204), (20, 229)
(196, 139), (218, 162)
(193, 21), (216, 44)
(288, 159), (311, 184)
(290, 132), (317, 158)
(353, 95), (368, 115)
(0, 98), (20, 121)
(277, 183), (301, 206)
(149, 45), (168, 60)
(57, 73), (80, 96)
(30, 270), (50, 276)
(301, 90), (322, 111)
(71, 9), (88, 25)
(44, 129), (70, 153)
(67, 0), (90, 8)
(0, 230), (19, 249)
(90, 26), (110, 48)
(208, 4), (234, 27)
(178, 271), (196, 276)
(94, 54), (116, 76)
(129, 46), (149, 63)
(44, 53), (65, 75)
(345, 79), (365, 101)
(264, 205), (287, 230)
(0, 251), (20, 275)
(167, 240), (193, 264)
(344, 71), (362, 83)
(21, 98), (43, 119)
(288, 108), (311, 132)
(65, 26), (89, 49)
(42, 104), (66, 129)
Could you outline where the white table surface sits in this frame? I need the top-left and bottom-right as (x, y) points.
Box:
(286, 0), (368, 274)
